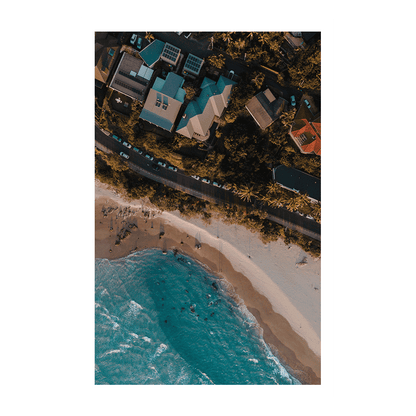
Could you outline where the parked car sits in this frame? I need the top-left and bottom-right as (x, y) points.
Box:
(191, 175), (200, 180)
(304, 99), (311, 109)
(213, 182), (221, 187)
(145, 154), (154, 161)
(290, 95), (296, 106)
(151, 164), (160, 171)
(133, 147), (140, 153)
(130, 34), (137, 45)
(112, 134), (121, 142)
(168, 166), (177, 171)
(136, 37), (142, 50)
(222, 184), (230, 190)
(123, 141), (132, 149)
(120, 152), (129, 159)
(202, 178), (210, 184)
(157, 161), (166, 167)
(306, 214), (314, 220)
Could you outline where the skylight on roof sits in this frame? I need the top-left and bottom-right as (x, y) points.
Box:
(108, 48), (114, 56)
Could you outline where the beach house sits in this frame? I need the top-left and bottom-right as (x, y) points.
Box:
(289, 99), (321, 156)
(245, 88), (288, 130)
(139, 72), (186, 132)
(176, 75), (237, 141)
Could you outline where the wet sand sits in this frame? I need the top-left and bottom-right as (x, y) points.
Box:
(95, 194), (321, 384)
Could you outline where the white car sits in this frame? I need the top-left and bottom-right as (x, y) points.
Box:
(145, 154), (154, 161)
(130, 34), (137, 45)
(222, 185), (230, 190)
(168, 165), (177, 172)
(157, 161), (167, 167)
(191, 175), (200, 180)
(213, 182), (221, 187)
(123, 141), (132, 149)
(306, 214), (314, 220)
(201, 178), (210, 184)
(120, 152), (129, 159)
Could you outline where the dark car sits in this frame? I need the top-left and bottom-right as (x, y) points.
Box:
(152, 164), (160, 171)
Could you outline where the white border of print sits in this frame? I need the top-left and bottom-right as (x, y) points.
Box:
(80, 15), (338, 402)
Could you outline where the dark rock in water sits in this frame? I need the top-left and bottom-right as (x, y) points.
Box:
(164, 320), (167, 324)
(210, 312), (215, 317)
(185, 290), (188, 293)
(172, 307), (175, 310)
(181, 307), (185, 312)
(204, 318), (208, 321)
(212, 282), (218, 290)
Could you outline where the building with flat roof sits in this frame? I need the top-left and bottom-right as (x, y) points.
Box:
(176, 75), (237, 141)
(139, 72), (186, 132)
(273, 165), (320, 203)
(182, 53), (204, 76)
(109, 52), (154, 101)
(160, 43), (181, 66)
(245, 88), (288, 130)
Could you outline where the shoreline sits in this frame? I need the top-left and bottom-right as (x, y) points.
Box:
(95, 180), (321, 384)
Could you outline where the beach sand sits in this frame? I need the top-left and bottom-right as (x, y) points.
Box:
(95, 180), (321, 384)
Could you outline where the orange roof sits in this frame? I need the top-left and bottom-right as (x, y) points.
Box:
(312, 122), (321, 136)
(302, 136), (321, 155)
(291, 119), (317, 137)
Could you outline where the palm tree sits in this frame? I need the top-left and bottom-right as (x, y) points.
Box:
(257, 32), (270, 49)
(267, 181), (281, 196)
(221, 32), (234, 45)
(237, 185), (257, 202)
(145, 32), (154, 42)
(245, 32), (255, 41)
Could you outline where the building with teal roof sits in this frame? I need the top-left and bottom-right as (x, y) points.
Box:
(139, 39), (165, 68)
(176, 75), (237, 140)
(139, 72), (186, 132)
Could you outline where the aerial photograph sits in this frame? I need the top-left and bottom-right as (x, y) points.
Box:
(95, 31), (321, 385)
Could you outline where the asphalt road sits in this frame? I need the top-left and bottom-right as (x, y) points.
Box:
(95, 126), (320, 241)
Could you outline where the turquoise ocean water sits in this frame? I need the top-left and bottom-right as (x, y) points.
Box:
(95, 249), (300, 385)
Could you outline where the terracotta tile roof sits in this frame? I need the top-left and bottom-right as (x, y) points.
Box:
(291, 118), (321, 156)
(291, 119), (315, 137)
(302, 135), (321, 155)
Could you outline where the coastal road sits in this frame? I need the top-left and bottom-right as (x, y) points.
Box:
(95, 126), (321, 241)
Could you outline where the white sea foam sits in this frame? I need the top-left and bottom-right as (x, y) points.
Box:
(155, 343), (168, 356)
(99, 349), (122, 358)
(142, 336), (151, 343)
(130, 332), (139, 338)
(248, 358), (259, 363)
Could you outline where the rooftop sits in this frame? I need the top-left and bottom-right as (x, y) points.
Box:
(109, 52), (153, 101)
(95, 33), (120, 85)
(289, 99), (321, 155)
(183, 53), (204, 76)
(139, 39), (165, 68)
(176, 75), (236, 140)
(273, 165), (320, 202)
(139, 72), (186, 132)
(160, 43), (181, 66)
(245, 89), (288, 130)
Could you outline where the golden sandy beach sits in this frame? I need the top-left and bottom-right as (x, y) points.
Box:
(95, 182), (321, 384)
